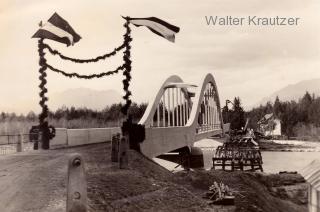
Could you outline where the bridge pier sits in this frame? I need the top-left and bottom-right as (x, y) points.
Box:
(188, 147), (204, 169)
(158, 146), (204, 170)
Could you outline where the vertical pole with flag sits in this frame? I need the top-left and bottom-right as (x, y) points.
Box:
(120, 16), (180, 151)
(32, 12), (81, 149)
(31, 13), (179, 151)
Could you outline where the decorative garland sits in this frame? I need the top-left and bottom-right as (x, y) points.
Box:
(38, 38), (57, 149)
(121, 17), (133, 116)
(38, 38), (49, 126)
(46, 63), (125, 79)
(36, 18), (134, 148)
(43, 42), (126, 63)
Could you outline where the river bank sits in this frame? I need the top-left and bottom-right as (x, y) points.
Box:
(175, 170), (307, 212)
(191, 138), (320, 173)
(84, 143), (307, 212)
(258, 139), (320, 152)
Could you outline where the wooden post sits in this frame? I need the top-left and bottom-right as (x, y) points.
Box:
(231, 159), (234, 171)
(119, 136), (129, 169)
(16, 134), (23, 152)
(34, 132), (41, 150)
(251, 159), (254, 171)
(111, 133), (120, 162)
(67, 153), (87, 212)
(212, 159), (215, 170)
(259, 164), (263, 172)
(222, 160), (225, 171)
(239, 159), (244, 171)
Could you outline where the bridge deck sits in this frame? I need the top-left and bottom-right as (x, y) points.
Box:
(0, 148), (68, 211)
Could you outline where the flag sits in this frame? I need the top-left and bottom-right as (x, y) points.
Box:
(32, 12), (81, 46)
(126, 17), (180, 42)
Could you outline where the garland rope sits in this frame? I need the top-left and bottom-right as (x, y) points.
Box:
(121, 17), (133, 116)
(46, 63), (125, 79)
(37, 18), (133, 125)
(35, 18), (136, 149)
(43, 42), (126, 63)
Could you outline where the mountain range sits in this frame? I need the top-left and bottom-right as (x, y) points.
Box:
(2, 78), (319, 114)
(256, 78), (320, 107)
(49, 88), (122, 111)
(1, 88), (123, 114)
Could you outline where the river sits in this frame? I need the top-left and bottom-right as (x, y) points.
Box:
(153, 139), (320, 173)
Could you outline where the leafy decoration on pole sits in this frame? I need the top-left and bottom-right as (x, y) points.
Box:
(121, 17), (133, 116)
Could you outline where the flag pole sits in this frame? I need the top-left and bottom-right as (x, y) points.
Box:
(121, 16), (132, 117)
(121, 17), (133, 150)
(37, 38), (47, 149)
(37, 38), (54, 150)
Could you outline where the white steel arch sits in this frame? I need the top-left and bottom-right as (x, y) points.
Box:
(138, 73), (224, 158)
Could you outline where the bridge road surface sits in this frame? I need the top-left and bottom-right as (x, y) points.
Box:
(0, 148), (71, 211)
(0, 143), (115, 212)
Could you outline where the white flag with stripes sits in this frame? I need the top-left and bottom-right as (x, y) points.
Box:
(32, 12), (81, 46)
(127, 17), (180, 42)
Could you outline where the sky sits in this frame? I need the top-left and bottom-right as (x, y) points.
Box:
(0, 0), (319, 113)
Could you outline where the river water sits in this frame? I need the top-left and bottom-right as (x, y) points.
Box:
(153, 139), (320, 173)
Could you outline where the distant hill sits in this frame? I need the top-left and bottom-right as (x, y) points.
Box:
(49, 88), (122, 111)
(0, 88), (123, 114)
(256, 78), (320, 106)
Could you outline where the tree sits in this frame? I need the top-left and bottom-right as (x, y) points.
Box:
(298, 92), (313, 123)
(26, 111), (37, 121)
(273, 96), (282, 117)
(0, 112), (6, 121)
(308, 98), (320, 127)
(222, 104), (231, 124)
(230, 97), (245, 130)
(264, 101), (273, 114)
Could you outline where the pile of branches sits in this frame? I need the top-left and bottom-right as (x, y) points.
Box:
(204, 181), (235, 205)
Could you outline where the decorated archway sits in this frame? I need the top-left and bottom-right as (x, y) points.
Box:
(32, 13), (179, 149)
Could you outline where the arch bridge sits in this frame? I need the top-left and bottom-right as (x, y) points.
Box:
(138, 73), (225, 163)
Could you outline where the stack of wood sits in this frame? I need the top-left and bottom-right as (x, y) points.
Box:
(204, 181), (235, 205)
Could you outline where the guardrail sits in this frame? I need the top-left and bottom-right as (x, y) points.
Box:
(0, 127), (122, 156)
(50, 127), (121, 147)
(0, 134), (36, 155)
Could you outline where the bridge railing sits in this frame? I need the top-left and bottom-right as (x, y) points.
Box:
(149, 83), (194, 128)
(140, 74), (223, 133)
(195, 82), (222, 134)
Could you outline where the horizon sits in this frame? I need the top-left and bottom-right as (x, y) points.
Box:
(1, 82), (319, 116)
